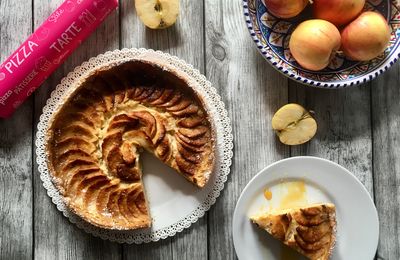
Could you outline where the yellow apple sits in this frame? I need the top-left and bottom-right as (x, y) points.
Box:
(135, 0), (180, 29)
(289, 19), (341, 71)
(272, 104), (317, 146)
(341, 11), (391, 61)
(313, 0), (365, 26)
(265, 0), (309, 19)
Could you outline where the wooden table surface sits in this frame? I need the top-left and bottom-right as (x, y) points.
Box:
(1, 0), (399, 259)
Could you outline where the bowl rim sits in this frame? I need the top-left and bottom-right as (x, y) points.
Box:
(242, 0), (400, 89)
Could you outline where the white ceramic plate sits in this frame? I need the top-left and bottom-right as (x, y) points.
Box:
(233, 156), (379, 260)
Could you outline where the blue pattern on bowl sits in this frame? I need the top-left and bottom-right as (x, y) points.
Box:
(243, 0), (400, 88)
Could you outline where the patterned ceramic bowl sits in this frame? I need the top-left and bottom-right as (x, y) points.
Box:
(243, 0), (400, 88)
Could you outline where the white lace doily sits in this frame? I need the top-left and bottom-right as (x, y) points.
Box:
(35, 48), (233, 244)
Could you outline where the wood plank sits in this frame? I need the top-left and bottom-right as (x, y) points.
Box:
(32, 0), (121, 259)
(0, 0), (33, 259)
(120, 0), (207, 258)
(371, 63), (400, 259)
(289, 82), (374, 195)
(289, 82), (374, 258)
(205, 1), (290, 259)
(289, 82), (375, 256)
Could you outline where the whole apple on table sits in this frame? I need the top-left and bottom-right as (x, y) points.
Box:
(265, 0), (391, 71)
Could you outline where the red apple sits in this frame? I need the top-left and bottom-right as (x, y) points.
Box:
(313, 0), (365, 26)
(265, 0), (309, 19)
(341, 11), (391, 61)
(289, 19), (341, 71)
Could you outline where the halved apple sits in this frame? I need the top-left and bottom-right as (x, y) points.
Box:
(272, 104), (317, 145)
(135, 0), (180, 29)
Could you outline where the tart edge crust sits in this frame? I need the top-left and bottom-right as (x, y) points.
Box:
(44, 55), (216, 230)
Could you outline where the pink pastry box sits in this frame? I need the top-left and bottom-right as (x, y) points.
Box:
(0, 0), (118, 118)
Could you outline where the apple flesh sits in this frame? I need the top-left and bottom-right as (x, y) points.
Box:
(313, 0), (365, 26)
(135, 0), (180, 29)
(265, 0), (309, 19)
(341, 11), (391, 61)
(289, 19), (341, 71)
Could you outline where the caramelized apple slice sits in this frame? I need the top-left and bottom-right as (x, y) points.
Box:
(56, 138), (96, 157)
(158, 93), (182, 108)
(106, 189), (130, 226)
(134, 86), (156, 101)
(177, 142), (202, 164)
(177, 117), (204, 128)
(175, 154), (196, 176)
(155, 135), (171, 162)
(178, 126), (208, 139)
(171, 104), (199, 117)
(149, 88), (174, 106)
(166, 99), (191, 112)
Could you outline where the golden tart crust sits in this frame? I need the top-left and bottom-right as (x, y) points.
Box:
(46, 59), (215, 230)
(251, 203), (337, 260)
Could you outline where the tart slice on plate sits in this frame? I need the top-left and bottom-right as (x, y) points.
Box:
(251, 203), (337, 260)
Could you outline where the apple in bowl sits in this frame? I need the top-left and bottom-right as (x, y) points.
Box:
(313, 0), (365, 26)
(289, 19), (341, 71)
(264, 0), (310, 19)
(341, 11), (391, 61)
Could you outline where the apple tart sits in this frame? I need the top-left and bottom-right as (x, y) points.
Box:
(46, 59), (215, 230)
(251, 203), (337, 260)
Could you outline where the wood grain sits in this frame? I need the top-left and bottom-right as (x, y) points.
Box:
(205, 0), (289, 259)
(32, 1), (121, 259)
(371, 64), (400, 260)
(120, 0), (207, 258)
(289, 82), (375, 259)
(289, 82), (374, 195)
(1, 0), (398, 258)
(0, 0), (33, 259)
